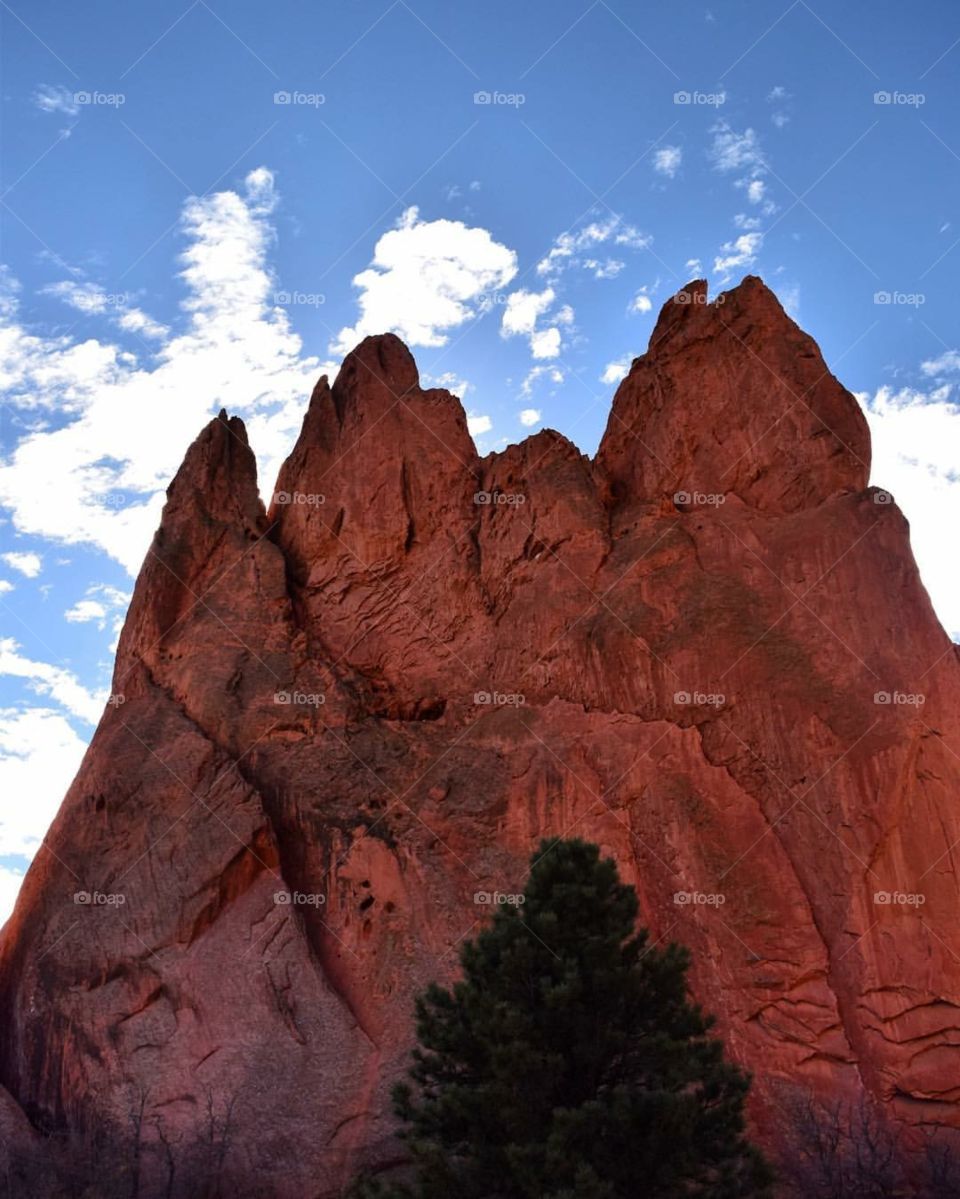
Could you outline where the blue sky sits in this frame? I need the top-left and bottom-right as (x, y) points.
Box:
(2, 0), (960, 919)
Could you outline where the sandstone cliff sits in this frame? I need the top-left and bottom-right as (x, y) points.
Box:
(1, 277), (958, 1196)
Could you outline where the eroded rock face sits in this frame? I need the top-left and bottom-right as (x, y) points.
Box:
(1, 277), (958, 1196)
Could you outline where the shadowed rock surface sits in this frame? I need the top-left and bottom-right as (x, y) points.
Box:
(1, 277), (958, 1196)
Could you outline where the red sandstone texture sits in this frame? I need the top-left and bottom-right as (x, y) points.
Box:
(1, 276), (959, 1195)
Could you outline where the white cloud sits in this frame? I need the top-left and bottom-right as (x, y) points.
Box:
(0, 168), (325, 574)
(520, 365), (565, 397)
(862, 383), (960, 637)
(117, 308), (169, 340)
(64, 599), (106, 624)
(653, 146), (682, 178)
(583, 259), (625, 279)
(501, 289), (569, 360)
(43, 281), (112, 314)
(0, 864), (26, 928)
(530, 327), (562, 359)
(519, 408), (541, 427)
(921, 351), (960, 376)
(708, 123), (766, 174)
(33, 84), (79, 117)
(744, 179), (766, 204)
(631, 293), (653, 315)
(713, 232), (763, 277)
(685, 258), (704, 277)
(0, 707), (86, 859)
(0, 580), (14, 594)
(767, 86), (789, 101)
(422, 371), (470, 397)
(332, 206), (518, 354)
(467, 413), (492, 436)
(0, 638), (105, 724)
(64, 584), (130, 632)
(43, 281), (170, 343)
(601, 356), (634, 386)
(734, 213), (762, 230)
(2, 552), (42, 578)
(536, 215), (651, 279)
(502, 288), (556, 337)
(776, 284), (800, 318)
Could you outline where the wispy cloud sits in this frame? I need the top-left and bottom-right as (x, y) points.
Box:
(653, 145), (683, 178)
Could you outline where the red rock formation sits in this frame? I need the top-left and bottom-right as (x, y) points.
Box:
(2, 276), (959, 1196)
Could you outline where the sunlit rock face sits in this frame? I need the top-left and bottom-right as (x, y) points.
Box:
(2, 277), (958, 1197)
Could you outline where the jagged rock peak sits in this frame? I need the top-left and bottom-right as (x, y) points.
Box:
(596, 274), (871, 513)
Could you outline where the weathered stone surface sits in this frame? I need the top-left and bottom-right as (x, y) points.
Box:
(1, 277), (958, 1196)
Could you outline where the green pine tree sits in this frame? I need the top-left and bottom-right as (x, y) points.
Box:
(353, 838), (773, 1199)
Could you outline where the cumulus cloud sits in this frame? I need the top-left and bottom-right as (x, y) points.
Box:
(501, 288), (569, 360)
(653, 146), (682, 178)
(630, 284), (657, 315)
(331, 206), (518, 355)
(713, 232), (763, 278)
(502, 288), (556, 337)
(530, 327), (562, 359)
(466, 413), (492, 436)
(2, 552), (42, 578)
(519, 408), (541, 427)
(601, 356), (635, 385)
(862, 383), (960, 637)
(0, 708), (87, 862)
(64, 583), (130, 634)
